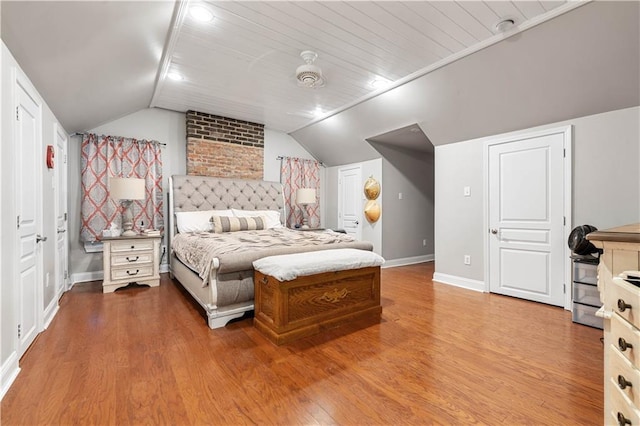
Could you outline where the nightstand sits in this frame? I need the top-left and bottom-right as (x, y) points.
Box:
(102, 235), (161, 293)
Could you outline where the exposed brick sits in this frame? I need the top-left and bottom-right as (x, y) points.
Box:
(185, 110), (264, 179)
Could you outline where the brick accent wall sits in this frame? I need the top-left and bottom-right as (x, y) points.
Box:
(186, 110), (264, 179)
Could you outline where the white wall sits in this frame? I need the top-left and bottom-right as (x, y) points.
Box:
(68, 108), (186, 280)
(435, 106), (640, 284)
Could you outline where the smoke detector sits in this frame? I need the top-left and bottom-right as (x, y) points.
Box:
(296, 51), (326, 89)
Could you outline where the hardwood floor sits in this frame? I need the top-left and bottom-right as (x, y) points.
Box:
(1, 263), (603, 425)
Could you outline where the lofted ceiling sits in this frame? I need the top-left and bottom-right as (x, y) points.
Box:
(1, 0), (574, 135)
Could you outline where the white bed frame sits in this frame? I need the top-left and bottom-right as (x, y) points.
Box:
(168, 175), (286, 329)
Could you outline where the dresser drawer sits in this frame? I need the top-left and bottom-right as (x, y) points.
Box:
(610, 377), (640, 426)
(111, 265), (154, 281)
(608, 277), (640, 330)
(111, 252), (154, 267)
(611, 345), (640, 408)
(612, 313), (640, 366)
(110, 240), (154, 253)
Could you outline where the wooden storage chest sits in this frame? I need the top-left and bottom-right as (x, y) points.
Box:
(254, 266), (382, 345)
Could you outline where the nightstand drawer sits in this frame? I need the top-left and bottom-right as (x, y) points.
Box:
(111, 252), (154, 267)
(111, 265), (153, 281)
(110, 240), (154, 253)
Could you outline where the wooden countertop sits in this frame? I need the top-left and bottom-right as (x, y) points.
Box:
(586, 223), (640, 243)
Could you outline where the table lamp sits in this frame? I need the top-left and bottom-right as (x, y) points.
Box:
(109, 177), (145, 236)
(296, 188), (316, 229)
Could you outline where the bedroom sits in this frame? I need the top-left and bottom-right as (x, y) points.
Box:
(1, 0), (639, 423)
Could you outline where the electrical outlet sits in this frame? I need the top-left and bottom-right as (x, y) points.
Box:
(464, 255), (471, 265)
(162, 245), (167, 254)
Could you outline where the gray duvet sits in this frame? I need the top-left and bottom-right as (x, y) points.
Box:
(171, 228), (373, 285)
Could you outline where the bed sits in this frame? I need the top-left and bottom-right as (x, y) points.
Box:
(168, 175), (374, 329)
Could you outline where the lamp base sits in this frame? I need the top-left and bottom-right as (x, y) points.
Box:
(121, 230), (137, 237)
(300, 224), (309, 229)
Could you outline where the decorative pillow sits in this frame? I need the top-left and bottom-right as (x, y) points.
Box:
(231, 209), (283, 229)
(211, 215), (266, 233)
(175, 209), (232, 233)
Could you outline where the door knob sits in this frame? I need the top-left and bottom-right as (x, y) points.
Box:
(355, 221), (359, 225)
(490, 229), (498, 234)
(57, 228), (66, 234)
(36, 234), (47, 243)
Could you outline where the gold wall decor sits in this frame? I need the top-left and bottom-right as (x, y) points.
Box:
(364, 176), (380, 200)
(364, 200), (381, 223)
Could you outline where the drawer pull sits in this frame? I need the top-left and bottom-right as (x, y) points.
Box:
(619, 337), (634, 352)
(618, 299), (633, 312)
(618, 374), (633, 390)
(617, 412), (632, 426)
(126, 256), (139, 262)
(126, 269), (140, 276)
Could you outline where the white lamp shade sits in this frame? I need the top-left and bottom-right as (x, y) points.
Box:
(109, 177), (145, 201)
(296, 188), (316, 204)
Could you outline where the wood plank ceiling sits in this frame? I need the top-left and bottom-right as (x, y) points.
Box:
(151, 1), (568, 133)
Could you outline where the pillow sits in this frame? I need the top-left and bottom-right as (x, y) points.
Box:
(211, 215), (266, 233)
(232, 209), (283, 229)
(175, 209), (232, 233)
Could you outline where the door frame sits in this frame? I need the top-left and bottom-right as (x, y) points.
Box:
(482, 125), (572, 310)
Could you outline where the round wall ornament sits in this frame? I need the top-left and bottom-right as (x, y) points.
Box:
(364, 200), (381, 223)
(364, 176), (380, 200)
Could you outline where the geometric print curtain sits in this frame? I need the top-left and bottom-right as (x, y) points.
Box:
(280, 157), (320, 228)
(80, 133), (163, 242)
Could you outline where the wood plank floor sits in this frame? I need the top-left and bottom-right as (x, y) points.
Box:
(2, 263), (603, 425)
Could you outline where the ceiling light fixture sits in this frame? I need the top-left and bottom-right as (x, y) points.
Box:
(296, 51), (326, 89)
(494, 18), (515, 34)
(167, 72), (184, 81)
(189, 5), (214, 23)
(370, 77), (391, 90)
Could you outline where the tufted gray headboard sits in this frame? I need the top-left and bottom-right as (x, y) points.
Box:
(169, 175), (286, 249)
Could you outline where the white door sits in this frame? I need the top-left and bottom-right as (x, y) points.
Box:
(338, 166), (362, 240)
(15, 81), (42, 357)
(487, 129), (568, 307)
(54, 124), (68, 298)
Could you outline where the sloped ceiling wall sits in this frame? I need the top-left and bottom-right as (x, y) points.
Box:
(291, 1), (640, 167)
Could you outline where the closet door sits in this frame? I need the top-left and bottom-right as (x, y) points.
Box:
(15, 77), (43, 358)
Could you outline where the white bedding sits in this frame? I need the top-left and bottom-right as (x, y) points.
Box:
(252, 248), (385, 281)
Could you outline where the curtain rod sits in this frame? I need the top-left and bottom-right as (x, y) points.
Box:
(69, 132), (166, 146)
(277, 155), (324, 166)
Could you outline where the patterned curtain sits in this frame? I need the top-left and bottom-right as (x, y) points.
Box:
(280, 157), (321, 228)
(80, 133), (163, 242)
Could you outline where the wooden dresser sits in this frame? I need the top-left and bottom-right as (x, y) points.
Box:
(588, 224), (640, 425)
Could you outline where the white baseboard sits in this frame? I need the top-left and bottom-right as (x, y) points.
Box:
(382, 254), (434, 269)
(432, 272), (486, 292)
(1, 352), (20, 401)
(43, 299), (59, 329)
(160, 263), (169, 273)
(70, 270), (103, 286)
